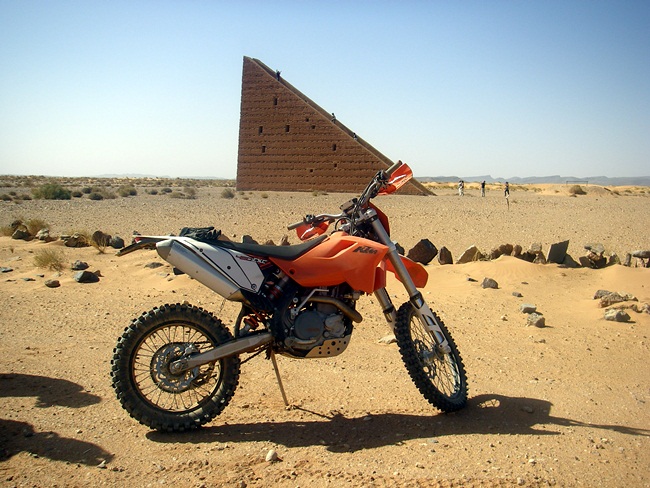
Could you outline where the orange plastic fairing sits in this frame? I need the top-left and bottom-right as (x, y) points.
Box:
(270, 233), (388, 293)
(385, 256), (428, 288)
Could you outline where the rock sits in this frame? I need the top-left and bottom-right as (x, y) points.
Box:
(407, 239), (438, 265)
(528, 242), (543, 255)
(631, 303), (650, 314)
(11, 228), (30, 240)
(481, 277), (498, 289)
(467, 277), (478, 282)
(623, 253), (632, 267)
(45, 279), (60, 288)
(489, 243), (514, 260)
(608, 253), (620, 266)
(110, 236), (125, 249)
(631, 250), (650, 259)
(585, 243), (605, 255)
(547, 240), (570, 264)
(512, 244), (523, 257)
(437, 246), (453, 265)
(519, 251), (536, 263)
(520, 304), (537, 314)
(145, 262), (164, 269)
(599, 292), (637, 308)
(587, 251), (607, 269)
(457, 245), (483, 264)
(0, 267), (13, 273)
(36, 228), (51, 241)
(378, 334), (397, 344)
(593, 289), (612, 299)
(533, 252), (547, 265)
(71, 260), (89, 271)
(561, 254), (581, 268)
(265, 449), (279, 462)
(604, 309), (630, 322)
(512, 291), (523, 297)
(65, 233), (89, 248)
(242, 234), (258, 244)
(527, 313), (545, 328)
(74, 270), (100, 283)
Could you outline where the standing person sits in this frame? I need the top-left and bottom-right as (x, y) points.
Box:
(458, 180), (464, 196)
(504, 181), (510, 198)
(481, 180), (486, 197)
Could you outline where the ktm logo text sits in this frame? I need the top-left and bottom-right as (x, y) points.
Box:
(353, 246), (378, 254)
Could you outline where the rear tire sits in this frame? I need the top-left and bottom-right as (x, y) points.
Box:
(394, 302), (468, 412)
(111, 303), (240, 431)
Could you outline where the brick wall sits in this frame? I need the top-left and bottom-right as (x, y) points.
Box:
(236, 57), (429, 195)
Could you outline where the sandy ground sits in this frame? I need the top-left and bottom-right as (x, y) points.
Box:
(1, 184), (649, 487)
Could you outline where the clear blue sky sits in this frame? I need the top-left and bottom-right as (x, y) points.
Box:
(1, 1), (648, 179)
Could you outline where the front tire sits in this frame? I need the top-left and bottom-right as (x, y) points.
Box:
(111, 303), (240, 431)
(394, 302), (468, 412)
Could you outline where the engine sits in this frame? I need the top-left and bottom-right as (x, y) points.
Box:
(281, 289), (359, 358)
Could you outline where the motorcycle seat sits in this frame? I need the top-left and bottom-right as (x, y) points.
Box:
(212, 234), (327, 260)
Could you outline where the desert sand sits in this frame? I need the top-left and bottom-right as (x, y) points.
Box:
(1, 182), (649, 487)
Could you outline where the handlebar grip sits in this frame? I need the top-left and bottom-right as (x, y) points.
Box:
(287, 221), (303, 230)
(385, 160), (403, 177)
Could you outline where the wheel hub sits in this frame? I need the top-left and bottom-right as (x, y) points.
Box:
(150, 343), (199, 393)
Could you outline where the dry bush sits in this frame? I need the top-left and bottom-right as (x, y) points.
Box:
(569, 185), (587, 195)
(33, 249), (66, 271)
(221, 188), (235, 199)
(25, 218), (48, 235)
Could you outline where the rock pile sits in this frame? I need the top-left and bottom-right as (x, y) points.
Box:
(593, 289), (649, 322)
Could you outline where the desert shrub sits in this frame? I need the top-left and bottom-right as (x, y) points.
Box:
(1, 194), (12, 201)
(261, 193), (269, 199)
(32, 183), (71, 200)
(183, 187), (197, 199)
(88, 192), (104, 201)
(82, 187), (93, 194)
(117, 185), (137, 197)
(19, 194), (32, 201)
(71, 190), (83, 198)
(25, 218), (48, 235)
(168, 191), (184, 199)
(161, 187), (172, 194)
(569, 185), (586, 196)
(33, 248), (66, 271)
(146, 189), (159, 195)
(221, 188), (235, 199)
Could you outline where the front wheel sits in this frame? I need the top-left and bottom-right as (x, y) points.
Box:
(111, 303), (241, 431)
(394, 302), (468, 412)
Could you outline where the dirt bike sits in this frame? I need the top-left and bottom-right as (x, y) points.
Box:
(110, 161), (468, 432)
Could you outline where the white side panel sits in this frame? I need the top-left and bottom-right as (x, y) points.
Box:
(180, 238), (265, 293)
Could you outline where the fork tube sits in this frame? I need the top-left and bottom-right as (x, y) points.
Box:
(369, 211), (450, 351)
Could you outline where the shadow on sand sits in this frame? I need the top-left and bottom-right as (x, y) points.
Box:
(147, 393), (649, 452)
(0, 373), (112, 466)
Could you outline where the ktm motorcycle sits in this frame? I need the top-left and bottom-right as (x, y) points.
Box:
(111, 161), (468, 431)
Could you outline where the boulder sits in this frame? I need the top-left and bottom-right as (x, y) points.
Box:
(457, 245), (483, 264)
(604, 309), (630, 322)
(74, 270), (99, 283)
(527, 313), (546, 328)
(547, 240), (569, 264)
(520, 303), (537, 314)
(437, 246), (453, 265)
(481, 277), (498, 289)
(489, 243), (514, 260)
(36, 228), (51, 241)
(45, 279), (60, 288)
(512, 244), (523, 257)
(71, 260), (89, 271)
(407, 239), (438, 265)
(110, 236), (125, 249)
(11, 228), (30, 240)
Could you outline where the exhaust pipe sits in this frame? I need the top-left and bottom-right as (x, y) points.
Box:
(169, 332), (273, 373)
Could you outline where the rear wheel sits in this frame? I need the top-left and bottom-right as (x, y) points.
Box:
(394, 302), (467, 412)
(111, 303), (240, 431)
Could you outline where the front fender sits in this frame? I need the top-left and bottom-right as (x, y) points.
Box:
(385, 255), (428, 288)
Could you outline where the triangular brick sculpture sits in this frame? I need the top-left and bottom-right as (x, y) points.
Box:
(236, 57), (429, 195)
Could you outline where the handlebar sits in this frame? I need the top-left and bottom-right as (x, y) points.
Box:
(287, 213), (344, 230)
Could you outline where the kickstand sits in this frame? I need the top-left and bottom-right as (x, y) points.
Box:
(269, 349), (289, 407)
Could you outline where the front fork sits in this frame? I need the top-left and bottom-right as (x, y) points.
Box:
(369, 211), (451, 354)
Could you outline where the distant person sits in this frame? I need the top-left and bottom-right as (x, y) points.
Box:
(331, 113), (336, 122)
(275, 70), (281, 80)
(458, 180), (464, 197)
(504, 182), (510, 198)
(481, 180), (486, 197)
(352, 132), (357, 141)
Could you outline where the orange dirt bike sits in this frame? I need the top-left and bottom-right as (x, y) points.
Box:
(111, 161), (468, 431)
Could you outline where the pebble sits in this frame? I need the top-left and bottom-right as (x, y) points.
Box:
(265, 449), (279, 462)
